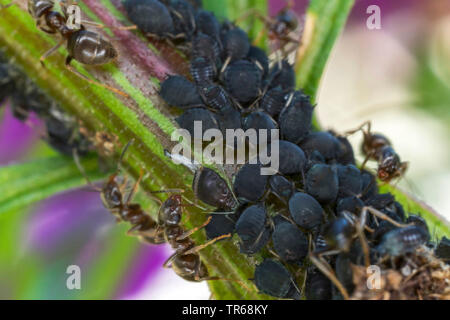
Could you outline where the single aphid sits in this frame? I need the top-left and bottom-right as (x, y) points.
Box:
(288, 192), (324, 231)
(235, 204), (271, 254)
(336, 164), (362, 198)
(269, 174), (295, 203)
(305, 164), (339, 205)
(279, 91), (314, 144)
(254, 259), (300, 299)
(299, 132), (342, 161)
(224, 60), (262, 104)
(233, 163), (269, 203)
(272, 221), (308, 264)
(176, 108), (219, 138)
(264, 140), (307, 176)
(192, 167), (237, 210)
(160, 75), (204, 108)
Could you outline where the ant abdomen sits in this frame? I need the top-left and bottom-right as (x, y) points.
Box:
(67, 30), (118, 65)
(172, 254), (209, 282)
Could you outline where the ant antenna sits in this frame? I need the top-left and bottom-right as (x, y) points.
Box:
(72, 148), (102, 192)
(117, 139), (135, 170)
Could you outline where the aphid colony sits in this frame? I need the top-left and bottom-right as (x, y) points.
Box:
(0, 51), (91, 156)
(126, 0), (448, 299)
(1, 0), (448, 300)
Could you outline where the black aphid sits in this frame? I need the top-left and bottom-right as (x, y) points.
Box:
(360, 170), (378, 201)
(224, 60), (262, 104)
(288, 192), (324, 230)
(376, 226), (429, 257)
(160, 75), (204, 108)
(167, 0), (196, 40)
(192, 167), (237, 209)
(235, 204), (271, 254)
(330, 130), (356, 165)
(269, 175), (294, 203)
(216, 105), (242, 136)
(305, 164), (339, 204)
(335, 253), (355, 296)
(175, 108), (219, 137)
(272, 222), (308, 263)
(195, 10), (221, 43)
(123, 0), (175, 38)
(267, 60), (296, 90)
(254, 259), (300, 299)
(279, 91), (314, 144)
(242, 111), (278, 143)
(192, 33), (221, 64)
(233, 163), (268, 203)
(264, 140), (307, 175)
(260, 86), (289, 119)
(221, 27), (250, 66)
(300, 132), (341, 161)
(190, 56), (217, 85)
(336, 164), (362, 198)
(198, 84), (231, 112)
(372, 220), (398, 244)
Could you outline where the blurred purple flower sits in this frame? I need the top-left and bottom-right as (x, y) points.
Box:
(0, 104), (41, 165)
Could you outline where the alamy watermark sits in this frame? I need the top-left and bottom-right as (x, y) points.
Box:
(66, 265), (81, 290)
(367, 265), (381, 290)
(366, 5), (382, 30)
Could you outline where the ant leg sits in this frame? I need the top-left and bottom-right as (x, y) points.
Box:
(355, 209), (371, 268)
(364, 206), (412, 228)
(220, 56), (231, 76)
(183, 234), (231, 255)
(64, 56), (129, 98)
(309, 252), (350, 300)
(40, 40), (65, 67)
(345, 120), (371, 137)
(252, 28), (267, 46)
(163, 251), (177, 269)
(176, 216), (212, 241)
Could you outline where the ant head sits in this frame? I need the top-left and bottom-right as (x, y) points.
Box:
(100, 174), (123, 210)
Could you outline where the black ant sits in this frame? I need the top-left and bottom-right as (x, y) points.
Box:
(236, 0), (299, 55)
(2, 0), (129, 97)
(346, 121), (408, 183)
(75, 142), (252, 290)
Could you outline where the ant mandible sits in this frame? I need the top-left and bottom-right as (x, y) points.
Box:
(346, 121), (409, 183)
(2, 0), (129, 97)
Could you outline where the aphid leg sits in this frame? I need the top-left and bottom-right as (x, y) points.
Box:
(39, 40), (65, 68)
(176, 216), (212, 241)
(364, 206), (412, 228)
(65, 56), (129, 98)
(182, 234), (231, 255)
(220, 56), (231, 75)
(72, 149), (102, 192)
(309, 252), (350, 300)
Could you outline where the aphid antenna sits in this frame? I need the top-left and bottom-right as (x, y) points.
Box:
(208, 211), (235, 215)
(362, 206), (412, 229)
